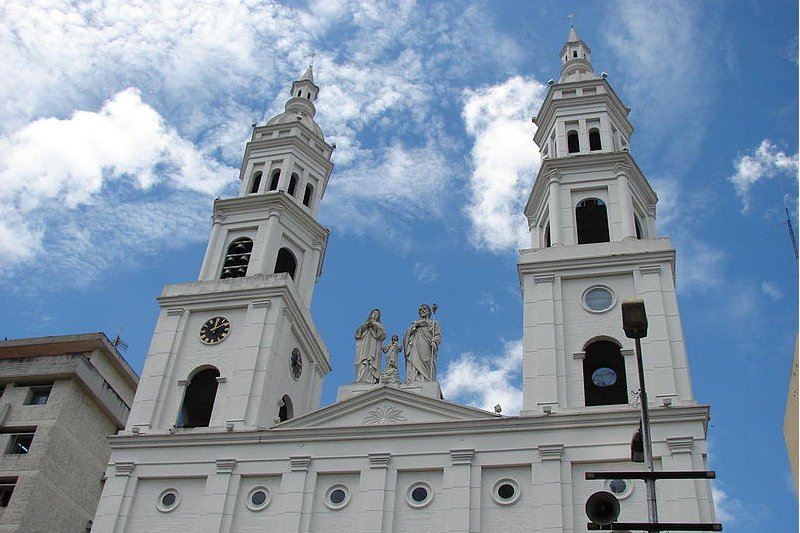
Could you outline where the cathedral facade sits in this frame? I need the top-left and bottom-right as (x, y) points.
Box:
(91, 29), (716, 533)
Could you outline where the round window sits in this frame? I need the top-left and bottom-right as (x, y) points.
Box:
(156, 488), (180, 512)
(246, 486), (271, 511)
(605, 478), (633, 499)
(324, 484), (351, 510)
(582, 286), (615, 312)
(591, 367), (618, 387)
(492, 478), (521, 505)
(406, 482), (433, 508)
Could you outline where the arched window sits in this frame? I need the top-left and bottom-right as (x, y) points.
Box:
(576, 198), (610, 244)
(567, 130), (580, 153)
(288, 173), (299, 196)
(177, 367), (220, 428)
(544, 223), (551, 248)
(269, 170), (280, 191)
(249, 171), (262, 194)
(220, 238), (253, 279)
(634, 216), (644, 239)
(274, 247), (297, 279)
(303, 184), (314, 207)
(572, 50), (578, 58)
(583, 341), (628, 406)
(278, 395), (293, 422)
(589, 128), (602, 151)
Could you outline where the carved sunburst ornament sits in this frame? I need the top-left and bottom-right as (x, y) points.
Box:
(362, 404), (407, 425)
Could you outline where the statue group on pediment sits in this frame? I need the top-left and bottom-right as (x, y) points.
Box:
(353, 304), (440, 385)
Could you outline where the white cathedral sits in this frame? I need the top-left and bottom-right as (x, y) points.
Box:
(91, 29), (717, 532)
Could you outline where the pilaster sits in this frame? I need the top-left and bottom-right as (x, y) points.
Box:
(360, 453), (392, 533)
(279, 456), (312, 533)
(445, 449), (475, 533)
(201, 459), (237, 533)
(535, 444), (565, 533)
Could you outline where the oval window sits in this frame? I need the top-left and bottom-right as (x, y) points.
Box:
(492, 478), (521, 505)
(324, 484), (351, 510)
(246, 486), (271, 511)
(583, 286), (615, 312)
(156, 488), (180, 513)
(406, 482), (433, 508)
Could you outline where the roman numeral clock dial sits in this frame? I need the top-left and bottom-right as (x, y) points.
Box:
(199, 316), (231, 345)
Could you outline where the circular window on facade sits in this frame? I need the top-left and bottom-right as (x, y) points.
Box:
(156, 488), (181, 513)
(406, 481), (434, 508)
(582, 286), (615, 313)
(605, 478), (633, 500)
(492, 478), (521, 505)
(324, 484), (351, 510)
(591, 367), (618, 387)
(246, 486), (271, 511)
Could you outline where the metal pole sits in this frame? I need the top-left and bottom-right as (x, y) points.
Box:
(634, 337), (659, 524)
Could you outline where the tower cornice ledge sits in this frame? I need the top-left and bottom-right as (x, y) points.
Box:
(525, 151), (657, 220)
(517, 238), (677, 283)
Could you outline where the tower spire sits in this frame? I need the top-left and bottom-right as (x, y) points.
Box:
(559, 26), (596, 82)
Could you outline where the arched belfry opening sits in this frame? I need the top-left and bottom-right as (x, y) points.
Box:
(589, 128), (602, 151)
(303, 184), (314, 207)
(567, 130), (580, 153)
(249, 171), (262, 193)
(269, 170), (280, 191)
(582, 340), (628, 406)
(576, 198), (610, 244)
(288, 173), (299, 196)
(177, 367), (220, 428)
(274, 247), (297, 279)
(278, 395), (293, 422)
(220, 238), (253, 279)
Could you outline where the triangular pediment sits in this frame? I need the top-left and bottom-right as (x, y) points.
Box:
(274, 384), (498, 429)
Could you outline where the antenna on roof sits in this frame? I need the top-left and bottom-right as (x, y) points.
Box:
(112, 328), (129, 353)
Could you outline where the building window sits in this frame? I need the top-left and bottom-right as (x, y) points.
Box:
(567, 130), (580, 153)
(406, 481), (434, 508)
(589, 128), (602, 151)
(544, 223), (551, 248)
(583, 340), (628, 406)
(278, 395), (293, 422)
(576, 198), (610, 244)
(324, 484), (351, 510)
(0, 478), (16, 507)
(288, 173), (299, 196)
(582, 286), (615, 313)
(635, 216), (644, 239)
(249, 171), (262, 194)
(156, 488), (181, 512)
(6, 432), (35, 454)
(246, 486), (271, 511)
(274, 248), (297, 279)
(25, 385), (52, 405)
(269, 169), (280, 191)
(303, 184), (314, 207)
(177, 368), (220, 428)
(492, 478), (521, 505)
(220, 238), (253, 279)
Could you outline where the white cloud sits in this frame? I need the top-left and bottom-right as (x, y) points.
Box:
(761, 281), (783, 301)
(462, 76), (546, 252)
(728, 139), (798, 212)
(712, 485), (743, 525)
(440, 339), (523, 414)
(0, 88), (235, 274)
(413, 262), (437, 284)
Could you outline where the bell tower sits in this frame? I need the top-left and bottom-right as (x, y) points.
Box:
(125, 67), (333, 433)
(519, 28), (694, 416)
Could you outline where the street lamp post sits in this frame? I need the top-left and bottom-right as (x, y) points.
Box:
(621, 299), (658, 526)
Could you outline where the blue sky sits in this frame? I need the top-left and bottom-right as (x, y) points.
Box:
(0, 0), (797, 530)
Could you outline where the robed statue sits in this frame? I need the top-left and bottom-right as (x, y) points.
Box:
(354, 309), (386, 384)
(403, 304), (441, 382)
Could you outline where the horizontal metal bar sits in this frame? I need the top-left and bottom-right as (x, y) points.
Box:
(585, 470), (716, 480)
(587, 522), (723, 531)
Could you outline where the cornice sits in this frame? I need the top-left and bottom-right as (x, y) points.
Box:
(108, 405), (710, 449)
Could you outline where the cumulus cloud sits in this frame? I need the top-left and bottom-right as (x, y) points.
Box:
(0, 89), (235, 273)
(462, 76), (546, 252)
(728, 139), (798, 212)
(712, 485), (744, 525)
(440, 339), (523, 414)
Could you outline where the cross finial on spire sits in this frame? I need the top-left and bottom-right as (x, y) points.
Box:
(307, 50), (317, 68)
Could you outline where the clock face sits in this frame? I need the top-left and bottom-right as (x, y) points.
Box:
(591, 367), (617, 387)
(199, 316), (231, 345)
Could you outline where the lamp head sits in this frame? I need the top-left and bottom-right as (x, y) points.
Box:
(621, 299), (648, 339)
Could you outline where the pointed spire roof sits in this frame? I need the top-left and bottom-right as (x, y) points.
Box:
(300, 64), (314, 83)
(567, 26), (580, 43)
